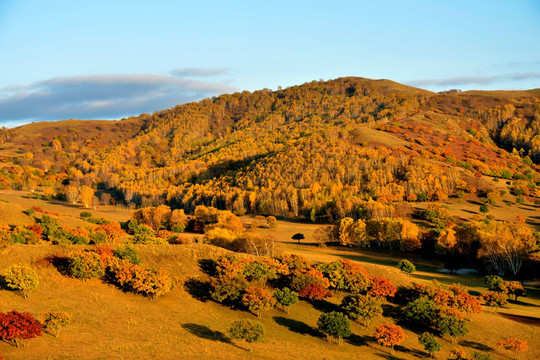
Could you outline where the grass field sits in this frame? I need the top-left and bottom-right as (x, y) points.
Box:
(0, 191), (539, 359)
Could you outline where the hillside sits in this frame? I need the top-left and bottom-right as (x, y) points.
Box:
(0, 77), (538, 224)
(1, 243), (538, 360)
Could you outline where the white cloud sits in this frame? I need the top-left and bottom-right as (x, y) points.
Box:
(0, 71), (237, 125)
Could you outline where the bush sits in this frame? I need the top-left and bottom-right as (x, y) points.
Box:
(317, 311), (351, 345)
(0, 311), (42, 348)
(397, 259), (416, 274)
(228, 319), (264, 352)
(113, 244), (141, 265)
(107, 258), (173, 300)
(86, 217), (110, 225)
(89, 230), (107, 244)
(66, 251), (105, 279)
(80, 212), (92, 218)
(42, 312), (71, 337)
(3, 265), (39, 299)
(484, 275), (504, 291)
(472, 352), (492, 360)
(170, 224), (185, 233)
(479, 204), (489, 213)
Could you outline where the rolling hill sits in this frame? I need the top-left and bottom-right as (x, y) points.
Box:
(1, 77), (538, 224)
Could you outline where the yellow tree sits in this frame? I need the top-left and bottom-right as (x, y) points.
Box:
(65, 186), (79, 204)
(80, 186), (95, 208)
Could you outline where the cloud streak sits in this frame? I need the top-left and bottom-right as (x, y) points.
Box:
(171, 68), (228, 77)
(407, 72), (540, 87)
(0, 71), (237, 125)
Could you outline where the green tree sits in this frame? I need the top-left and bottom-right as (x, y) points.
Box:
(3, 265), (39, 299)
(317, 311), (351, 345)
(436, 315), (468, 343)
(228, 319), (264, 352)
(397, 259), (416, 274)
(340, 294), (382, 326)
(403, 297), (437, 327)
(418, 332), (441, 358)
(273, 287), (298, 314)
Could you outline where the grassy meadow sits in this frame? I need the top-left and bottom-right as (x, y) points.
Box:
(0, 190), (539, 359)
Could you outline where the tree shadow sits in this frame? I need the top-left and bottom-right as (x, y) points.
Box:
(310, 299), (341, 313)
(459, 340), (493, 352)
(373, 350), (406, 360)
(346, 333), (371, 347)
(181, 323), (241, 348)
(47, 255), (71, 276)
(273, 316), (319, 337)
(395, 345), (426, 358)
(381, 303), (402, 320)
(198, 259), (217, 277)
(497, 313), (540, 326)
(184, 278), (212, 302)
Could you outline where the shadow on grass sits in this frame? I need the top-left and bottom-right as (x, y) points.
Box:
(458, 340), (493, 352)
(273, 316), (319, 337)
(184, 278), (212, 302)
(181, 323), (242, 348)
(394, 345), (426, 358)
(373, 350), (405, 360)
(198, 259), (217, 277)
(346, 333), (371, 347)
(498, 313), (540, 327)
(381, 303), (403, 321)
(310, 299), (341, 313)
(47, 255), (71, 276)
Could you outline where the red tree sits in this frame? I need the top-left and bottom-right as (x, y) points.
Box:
(0, 311), (42, 347)
(298, 283), (332, 302)
(368, 277), (397, 298)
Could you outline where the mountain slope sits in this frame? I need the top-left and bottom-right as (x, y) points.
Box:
(1, 77), (538, 221)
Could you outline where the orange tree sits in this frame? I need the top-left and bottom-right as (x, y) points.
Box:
(241, 287), (276, 317)
(374, 323), (405, 355)
(497, 338), (528, 360)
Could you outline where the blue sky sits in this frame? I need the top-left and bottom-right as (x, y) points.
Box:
(1, 0), (539, 127)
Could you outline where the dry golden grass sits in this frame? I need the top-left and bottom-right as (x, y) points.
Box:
(0, 190), (132, 225)
(0, 196), (539, 359)
(0, 241), (538, 359)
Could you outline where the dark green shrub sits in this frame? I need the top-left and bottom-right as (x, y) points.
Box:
(113, 244), (141, 265)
